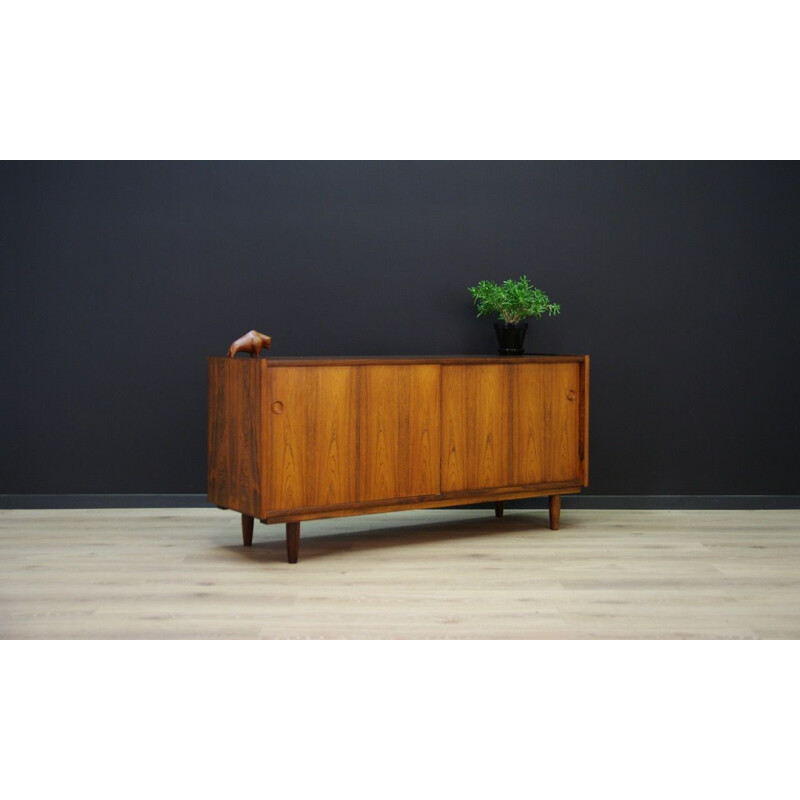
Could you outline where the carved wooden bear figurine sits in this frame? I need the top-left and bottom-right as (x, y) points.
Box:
(226, 330), (272, 358)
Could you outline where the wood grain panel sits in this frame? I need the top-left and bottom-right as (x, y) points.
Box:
(511, 362), (582, 485)
(581, 356), (590, 487)
(441, 364), (511, 493)
(263, 355), (586, 367)
(266, 366), (358, 511)
(263, 484), (581, 523)
(358, 365), (440, 502)
(207, 358), (266, 518)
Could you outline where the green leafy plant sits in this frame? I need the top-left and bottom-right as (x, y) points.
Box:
(468, 275), (561, 324)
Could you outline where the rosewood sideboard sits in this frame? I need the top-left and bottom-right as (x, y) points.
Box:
(208, 355), (589, 563)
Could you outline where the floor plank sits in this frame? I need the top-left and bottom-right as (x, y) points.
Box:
(1, 508), (799, 639)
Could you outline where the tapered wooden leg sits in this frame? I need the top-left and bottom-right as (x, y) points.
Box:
(548, 495), (561, 531)
(286, 522), (300, 564)
(495, 502), (504, 518)
(242, 513), (254, 546)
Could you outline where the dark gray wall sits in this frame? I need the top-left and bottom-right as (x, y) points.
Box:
(2, 161), (799, 497)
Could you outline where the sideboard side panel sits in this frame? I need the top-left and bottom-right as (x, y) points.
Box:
(207, 358), (266, 518)
(581, 355), (590, 487)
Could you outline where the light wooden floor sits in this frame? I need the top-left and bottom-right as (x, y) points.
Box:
(1, 508), (799, 639)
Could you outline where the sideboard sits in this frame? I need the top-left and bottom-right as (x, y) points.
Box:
(208, 355), (589, 563)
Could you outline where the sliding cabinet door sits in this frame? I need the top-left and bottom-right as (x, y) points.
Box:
(358, 365), (440, 502)
(441, 364), (512, 493)
(265, 366), (358, 511)
(511, 362), (582, 485)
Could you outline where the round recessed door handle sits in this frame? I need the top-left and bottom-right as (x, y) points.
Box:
(566, 389), (576, 401)
(271, 401), (284, 414)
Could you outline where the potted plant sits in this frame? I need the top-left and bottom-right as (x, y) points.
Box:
(468, 275), (561, 355)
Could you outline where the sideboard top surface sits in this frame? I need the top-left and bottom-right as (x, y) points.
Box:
(208, 354), (588, 367)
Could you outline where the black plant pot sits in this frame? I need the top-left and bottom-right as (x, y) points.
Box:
(494, 321), (528, 355)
